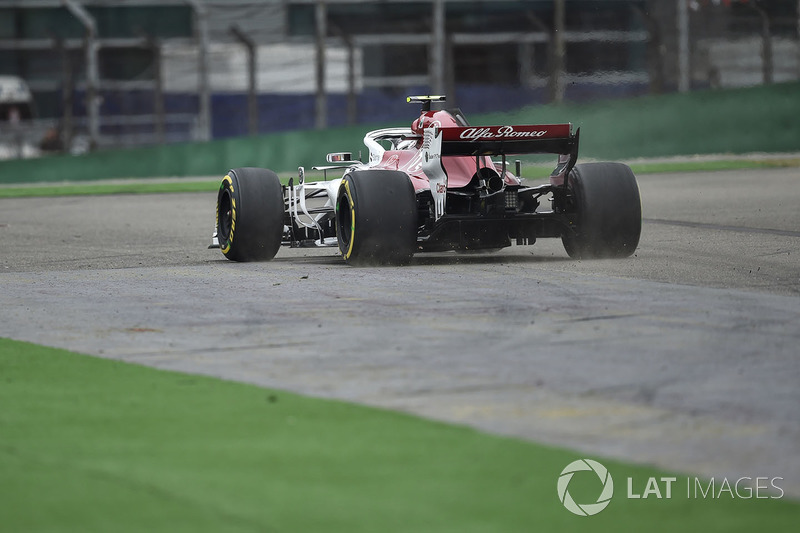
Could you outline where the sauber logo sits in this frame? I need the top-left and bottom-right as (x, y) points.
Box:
(459, 126), (548, 140)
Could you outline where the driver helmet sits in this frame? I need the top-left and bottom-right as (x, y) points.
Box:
(411, 110), (461, 134)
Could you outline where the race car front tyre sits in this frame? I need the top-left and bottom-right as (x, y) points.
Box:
(336, 170), (417, 265)
(562, 162), (641, 259)
(216, 167), (284, 261)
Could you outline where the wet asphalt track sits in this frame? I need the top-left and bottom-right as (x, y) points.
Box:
(1, 167), (799, 495)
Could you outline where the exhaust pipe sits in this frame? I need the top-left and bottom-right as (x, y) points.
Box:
(475, 167), (504, 194)
(486, 174), (504, 193)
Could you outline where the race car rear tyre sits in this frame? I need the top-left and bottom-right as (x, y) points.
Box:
(562, 162), (641, 259)
(336, 170), (417, 265)
(216, 167), (284, 262)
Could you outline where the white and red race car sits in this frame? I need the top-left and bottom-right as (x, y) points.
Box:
(212, 95), (641, 265)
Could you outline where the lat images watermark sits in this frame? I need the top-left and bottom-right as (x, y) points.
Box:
(557, 459), (786, 516)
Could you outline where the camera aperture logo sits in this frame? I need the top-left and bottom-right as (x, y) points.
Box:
(557, 459), (614, 516)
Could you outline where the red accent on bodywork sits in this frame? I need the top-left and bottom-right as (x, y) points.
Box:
(372, 149), (512, 191)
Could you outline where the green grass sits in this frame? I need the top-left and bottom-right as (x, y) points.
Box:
(0, 180), (218, 198)
(0, 157), (797, 198)
(626, 157), (800, 174)
(519, 156), (800, 180)
(1, 338), (797, 532)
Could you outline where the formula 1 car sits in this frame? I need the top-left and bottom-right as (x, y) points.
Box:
(211, 95), (641, 265)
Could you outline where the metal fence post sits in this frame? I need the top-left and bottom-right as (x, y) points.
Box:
(519, 42), (533, 88)
(751, 3), (773, 84)
(315, 1), (327, 130)
(632, 4), (664, 94)
(230, 25), (258, 136)
(187, 0), (211, 142)
(551, 0), (565, 103)
(677, 0), (690, 92)
(150, 36), (165, 144)
(62, 0), (99, 150)
(431, 0), (446, 96)
(345, 35), (357, 126)
(56, 36), (74, 152)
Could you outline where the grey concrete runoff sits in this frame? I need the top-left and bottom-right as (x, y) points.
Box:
(1, 167), (798, 496)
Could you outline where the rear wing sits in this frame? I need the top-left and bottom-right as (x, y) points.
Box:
(437, 124), (577, 157)
(429, 123), (581, 191)
(420, 123), (580, 221)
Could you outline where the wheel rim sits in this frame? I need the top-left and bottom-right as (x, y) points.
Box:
(218, 187), (233, 242)
(336, 188), (353, 254)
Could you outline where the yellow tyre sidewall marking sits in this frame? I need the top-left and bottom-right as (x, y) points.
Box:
(220, 175), (236, 255)
(343, 179), (356, 260)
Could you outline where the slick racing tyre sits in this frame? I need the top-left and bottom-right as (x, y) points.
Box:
(562, 162), (641, 259)
(216, 167), (284, 261)
(336, 170), (417, 265)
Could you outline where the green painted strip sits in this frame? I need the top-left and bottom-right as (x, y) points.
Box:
(0, 157), (796, 198)
(0, 181), (217, 198)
